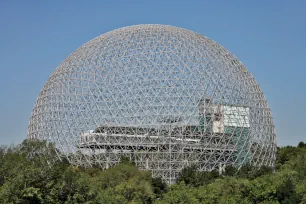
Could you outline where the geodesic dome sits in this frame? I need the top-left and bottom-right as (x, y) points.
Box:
(28, 24), (276, 184)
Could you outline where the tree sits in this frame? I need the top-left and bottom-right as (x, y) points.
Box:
(155, 182), (200, 204)
(176, 165), (198, 185)
(298, 141), (305, 148)
(1, 139), (306, 203)
(176, 165), (220, 187)
(224, 165), (237, 176)
(152, 177), (168, 198)
(276, 177), (299, 204)
(237, 164), (272, 179)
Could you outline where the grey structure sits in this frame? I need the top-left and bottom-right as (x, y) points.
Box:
(28, 24), (276, 184)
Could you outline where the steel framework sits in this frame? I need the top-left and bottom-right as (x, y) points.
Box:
(28, 24), (276, 184)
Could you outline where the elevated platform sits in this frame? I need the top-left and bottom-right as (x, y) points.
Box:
(79, 132), (237, 152)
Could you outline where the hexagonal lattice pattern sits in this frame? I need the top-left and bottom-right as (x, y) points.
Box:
(28, 24), (276, 184)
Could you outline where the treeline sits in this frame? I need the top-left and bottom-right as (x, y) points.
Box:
(0, 140), (306, 203)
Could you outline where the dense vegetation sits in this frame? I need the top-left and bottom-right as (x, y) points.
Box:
(1, 140), (306, 203)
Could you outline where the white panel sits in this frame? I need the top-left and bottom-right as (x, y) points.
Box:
(224, 106), (249, 127)
(213, 121), (224, 133)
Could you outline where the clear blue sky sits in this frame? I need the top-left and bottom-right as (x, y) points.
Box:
(0, 0), (305, 146)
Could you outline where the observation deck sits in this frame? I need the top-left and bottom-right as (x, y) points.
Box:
(78, 126), (237, 153)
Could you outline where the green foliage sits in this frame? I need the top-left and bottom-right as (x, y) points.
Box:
(197, 178), (251, 204)
(0, 139), (306, 203)
(236, 164), (273, 179)
(151, 177), (168, 198)
(176, 165), (220, 187)
(0, 139), (154, 203)
(154, 182), (200, 204)
(298, 141), (306, 148)
(224, 165), (236, 176)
